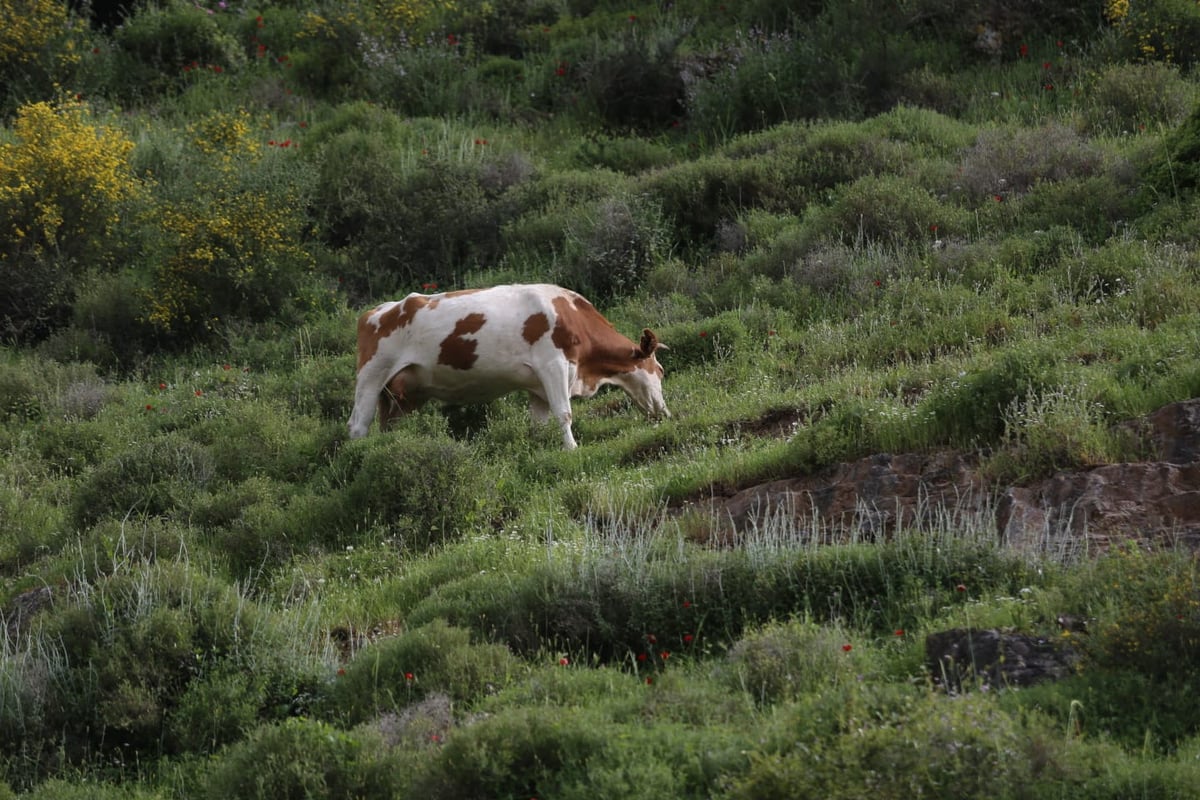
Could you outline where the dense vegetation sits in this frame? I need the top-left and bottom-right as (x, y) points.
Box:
(3, 0), (1200, 796)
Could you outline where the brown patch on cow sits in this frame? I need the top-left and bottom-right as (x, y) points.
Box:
(522, 312), (551, 345)
(438, 313), (487, 370)
(551, 293), (641, 393)
(357, 295), (430, 370)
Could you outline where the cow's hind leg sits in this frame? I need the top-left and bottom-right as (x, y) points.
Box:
(348, 359), (398, 438)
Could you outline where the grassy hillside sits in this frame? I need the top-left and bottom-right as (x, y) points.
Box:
(2, 0), (1200, 796)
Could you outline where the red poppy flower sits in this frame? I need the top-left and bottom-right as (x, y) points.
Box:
(683, 634), (694, 644)
(842, 644), (852, 652)
(645, 634), (657, 644)
(1018, 43), (1028, 57)
(405, 672), (414, 681)
(956, 584), (967, 593)
(659, 651), (670, 660)
(559, 657), (569, 666)
(895, 629), (905, 636)
(637, 652), (648, 662)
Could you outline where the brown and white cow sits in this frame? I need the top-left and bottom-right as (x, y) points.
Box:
(348, 284), (669, 449)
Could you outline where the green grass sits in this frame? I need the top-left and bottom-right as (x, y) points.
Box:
(4, 0), (1200, 795)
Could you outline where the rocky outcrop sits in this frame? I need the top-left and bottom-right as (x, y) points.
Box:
(925, 628), (1079, 692)
(702, 398), (1200, 550)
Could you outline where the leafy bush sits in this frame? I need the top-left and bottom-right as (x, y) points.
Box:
(1139, 102), (1200, 206)
(657, 312), (748, 370)
(304, 433), (504, 553)
(957, 123), (1105, 204)
(409, 706), (609, 799)
(731, 692), (1041, 800)
(559, 194), (670, 301)
(140, 129), (319, 342)
(202, 717), (403, 800)
(324, 620), (520, 724)
(71, 433), (215, 527)
(580, 26), (687, 133)
(644, 155), (773, 246)
(982, 385), (1120, 484)
(923, 346), (1057, 446)
(723, 617), (862, 703)
(805, 174), (960, 247)
(0, 99), (141, 342)
(308, 123), (524, 298)
(1084, 61), (1196, 134)
(1104, 0), (1200, 69)
(110, 0), (246, 99)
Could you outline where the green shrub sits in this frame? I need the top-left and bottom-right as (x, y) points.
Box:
(569, 134), (675, 174)
(923, 346), (1057, 446)
(1139, 102), (1200, 206)
(0, 362), (42, 421)
(559, 193), (671, 301)
(110, 0), (246, 99)
(202, 717), (403, 800)
(580, 26), (687, 133)
(71, 433), (215, 527)
(309, 130), (523, 299)
(0, 484), (63, 572)
(1105, 0), (1200, 69)
(324, 619), (520, 724)
(806, 174), (959, 247)
(731, 692), (1039, 800)
(644, 155), (774, 246)
(321, 433), (503, 552)
(657, 312), (748, 370)
(957, 123), (1105, 204)
(1084, 61), (1196, 134)
(722, 617), (862, 703)
(409, 706), (609, 800)
(982, 385), (1120, 484)
(1020, 174), (1138, 243)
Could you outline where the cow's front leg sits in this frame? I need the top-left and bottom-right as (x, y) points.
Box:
(531, 379), (577, 450)
(528, 392), (551, 423)
(528, 392), (575, 448)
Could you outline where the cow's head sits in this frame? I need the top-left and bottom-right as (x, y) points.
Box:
(617, 328), (670, 419)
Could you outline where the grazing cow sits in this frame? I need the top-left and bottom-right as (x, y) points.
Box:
(348, 284), (669, 449)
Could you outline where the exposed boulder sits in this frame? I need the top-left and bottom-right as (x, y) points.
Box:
(925, 628), (1079, 692)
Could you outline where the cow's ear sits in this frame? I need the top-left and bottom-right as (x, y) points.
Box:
(636, 328), (663, 358)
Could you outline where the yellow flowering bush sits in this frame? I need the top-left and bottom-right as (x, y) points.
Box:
(0, 0), (68, 65)
(1104, 0), (1200, 67)
(0, 0), (90, 106)
(0, 98), (139, 264)
(142, 113), (315, 338)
